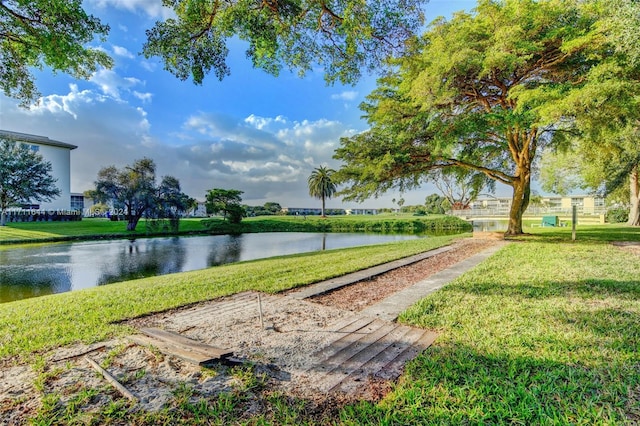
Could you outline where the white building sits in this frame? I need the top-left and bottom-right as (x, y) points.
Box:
(0, 129), (77, 211)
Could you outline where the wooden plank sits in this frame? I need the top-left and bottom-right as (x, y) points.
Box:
(128, 335), (216, 366)
(313, 321), (398, 392)
(140, 327), (232, 359)
(330, 325), (415, 394)
(375, 330), (438, 381)
(85, 356), (137, 402)
(309, 317), (377, 364)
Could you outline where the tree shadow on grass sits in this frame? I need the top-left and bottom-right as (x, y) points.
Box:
(447, 278), (640, 300)
(338, 341), (640, 424)
(509, 225), (640, 244)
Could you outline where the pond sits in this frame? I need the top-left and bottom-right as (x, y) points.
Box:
(0, 232), (420, 303)
(470, 220), (508, 232)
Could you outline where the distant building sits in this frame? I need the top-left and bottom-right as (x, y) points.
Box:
(453, 194), (607, 218)
(1, 129), (77, 211)
(345, 208), (379, 215)
(282, 207), (347, 216)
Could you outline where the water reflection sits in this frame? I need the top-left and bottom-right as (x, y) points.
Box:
(207, 235), (243, 266)
(98, 238), (187, 285)
(0, 232), (420, 304)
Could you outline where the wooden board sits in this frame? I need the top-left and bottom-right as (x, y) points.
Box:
(128, 327), (233, 366)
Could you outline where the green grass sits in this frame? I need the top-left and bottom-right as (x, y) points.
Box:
(0, 217), (209, 243)
(338, 227), (640, 424)
(0, 214), (470, 244)
(0, 234), (463, 360)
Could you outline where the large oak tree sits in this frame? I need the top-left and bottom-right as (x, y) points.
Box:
(335, 0), (601, 235)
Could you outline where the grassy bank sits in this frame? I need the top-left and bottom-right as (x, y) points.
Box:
(0, 215), (470, 245)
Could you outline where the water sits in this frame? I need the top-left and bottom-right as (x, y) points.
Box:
(0, 232), (419, 303)
(470, 220), (508, 232)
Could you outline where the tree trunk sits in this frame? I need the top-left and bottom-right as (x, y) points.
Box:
(505, 174), (531, 236)
(127, 219), (139, 231)
(321, 196), (326, 217)
(628, 164), (640, 226)
(0, 210), (6, 226)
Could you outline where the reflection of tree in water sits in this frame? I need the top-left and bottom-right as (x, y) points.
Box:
(207, 235), (243, 266)
(0, 246), (72, 303)
(98, 238), (186, 285)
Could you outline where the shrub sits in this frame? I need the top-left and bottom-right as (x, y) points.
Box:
(606, 207), (629, 223)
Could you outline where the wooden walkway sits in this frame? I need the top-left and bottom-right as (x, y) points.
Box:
(127, 291), (438, 396)
(301, 315), (437, 394)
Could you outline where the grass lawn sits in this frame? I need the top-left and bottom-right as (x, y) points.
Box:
(0, 217), (209, 243)
(339, 226), (640, 424)
(0, 214), (461, 244)
(2, 224), (639, 424)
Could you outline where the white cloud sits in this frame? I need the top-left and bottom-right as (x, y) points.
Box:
(2, 94), (430, 207)
(89, 0), (174, 19)
(112, 45), (135, 59)
(133, 91), (153, 103)
(90, 69), (144, 99)
(331, 90), (358, 101)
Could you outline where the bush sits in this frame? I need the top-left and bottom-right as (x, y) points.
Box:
(606, 207), (629, 223)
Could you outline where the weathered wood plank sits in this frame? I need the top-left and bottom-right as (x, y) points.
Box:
(85, 356), (137, 402)
(375, 330), (438, 381)
(313, 321), (399, 392)
(139, 327), (232, 359)
(330, 325), (416, 394)
(309, 317), (377, 364)
(128, 335), (217, 366)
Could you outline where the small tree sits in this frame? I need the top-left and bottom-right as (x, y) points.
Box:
(93, 158), (157, 231)
(92, 158), (191, 231)
(424, 194), (447, 215)
(433, 169), (492, 211)
(308, 166), (337, 217)
(205, 189), (245, 223)
(0, 139), (60, 226)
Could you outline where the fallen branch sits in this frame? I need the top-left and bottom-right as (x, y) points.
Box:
(85, 356), (137, 402)
(50, 344), (106, 363)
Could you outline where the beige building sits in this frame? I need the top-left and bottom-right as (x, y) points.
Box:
(460, 194), (607, 217)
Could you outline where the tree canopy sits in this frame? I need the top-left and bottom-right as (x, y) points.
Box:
(205, 188), (245, 223)
(142, 0), (426, 86)
(0, 138), (60, 225)
(538, 0), (640, 226)
(334, 0), (602, 235)
(92, 158), (191, 231)
(0, 0), (112, 106)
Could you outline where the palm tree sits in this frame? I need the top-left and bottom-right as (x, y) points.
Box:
(308, 166), (337, 217)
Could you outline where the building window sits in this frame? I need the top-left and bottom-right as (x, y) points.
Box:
(571, 198), (584, 207)
(29, 144), (39, 152)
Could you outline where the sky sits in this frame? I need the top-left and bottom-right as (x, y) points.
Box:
(0, 0), (486, 209)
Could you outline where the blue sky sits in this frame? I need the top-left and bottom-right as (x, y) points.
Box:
(0, 0), (483, 209)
